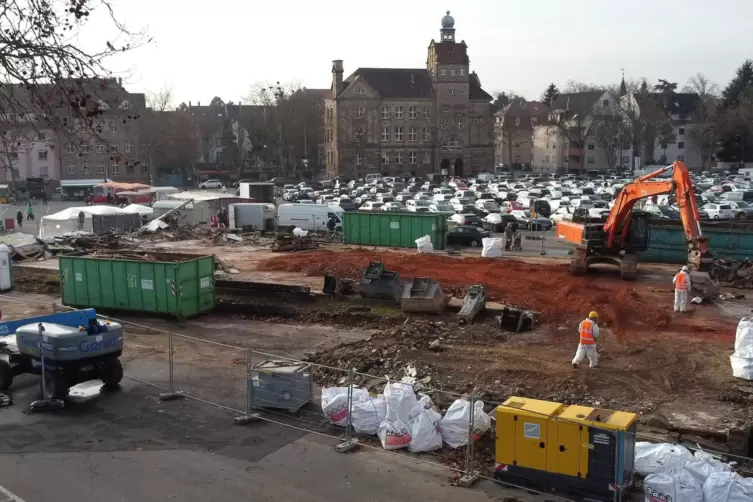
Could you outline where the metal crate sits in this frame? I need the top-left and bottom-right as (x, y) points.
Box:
(250, 360), (313, 412)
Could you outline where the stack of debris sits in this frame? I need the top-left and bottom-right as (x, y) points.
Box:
(711, 258), (753, 289)
(271, 231), (318, 252)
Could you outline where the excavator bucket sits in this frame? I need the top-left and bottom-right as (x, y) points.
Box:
(689, 271), (720, 300)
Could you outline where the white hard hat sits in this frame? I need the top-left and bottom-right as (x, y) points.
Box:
(681, 265), (689, 271)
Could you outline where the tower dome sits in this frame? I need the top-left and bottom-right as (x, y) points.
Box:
(441, 11), (454, 29)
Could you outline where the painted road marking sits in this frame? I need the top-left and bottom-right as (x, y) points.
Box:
(0, 485), (26, 502)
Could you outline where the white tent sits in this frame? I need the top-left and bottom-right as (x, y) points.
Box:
(38, 206), (129, 240)
(121, 204), (154, 216)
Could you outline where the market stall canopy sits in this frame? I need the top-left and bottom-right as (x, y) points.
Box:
(121, 204), (154, 215)
(168, 190), (237, 202)
(38, 205), (131, 240)
(96, 182), (151, 191)
(61, 178), (113, 188)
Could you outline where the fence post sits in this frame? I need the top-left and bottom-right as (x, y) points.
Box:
(234, 349), (260, 425)
(336, 367), (360, 453)
(540, 225), (547, 256)
(51, 303), (57, 313)
(458, 392), (480, 487)
(159, 330), (184, 401)
(613, 429), (621, 502)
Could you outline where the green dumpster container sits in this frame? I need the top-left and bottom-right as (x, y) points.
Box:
(59, 254), (216, 317)
(342, 212), (447, 250)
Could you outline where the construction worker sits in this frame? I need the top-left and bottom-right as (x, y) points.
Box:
(572, 311), (600, 369)
(673, 265), (691, 313)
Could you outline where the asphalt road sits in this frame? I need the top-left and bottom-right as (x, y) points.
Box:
(1, 199), (85, 237)
(0, 371), (548, 502)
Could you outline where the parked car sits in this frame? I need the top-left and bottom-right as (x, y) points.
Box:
(359, 201), (384, 211)
(703, 202), (735, 219)
(475, 199), (501, 214)
(380, 202), (405, 211)
(446, 225), (489, 247)
(448, 213), (484, 228)
(728, 201), (753, 218)
(484, 213), (519, 232)
(428, 202), (454, 214)
(199, 179), (223, 189)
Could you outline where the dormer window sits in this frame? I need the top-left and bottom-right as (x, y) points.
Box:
(354, 86), (365, 95)
(119, 100), (131, 109)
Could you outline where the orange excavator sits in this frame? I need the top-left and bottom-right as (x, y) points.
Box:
(556, 161), (719, 298)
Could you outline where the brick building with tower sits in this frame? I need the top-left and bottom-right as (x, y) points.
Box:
(323, 11), (494, 178)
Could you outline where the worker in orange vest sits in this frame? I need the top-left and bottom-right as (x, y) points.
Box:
(572, 311), (600, 369)
(673, 265), (691, 313)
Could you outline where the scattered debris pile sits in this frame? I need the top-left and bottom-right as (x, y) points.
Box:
(271, 231), (318, 252)
(712, 258), (753, 289)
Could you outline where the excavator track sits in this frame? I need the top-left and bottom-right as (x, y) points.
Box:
(570, 248), (588, 276)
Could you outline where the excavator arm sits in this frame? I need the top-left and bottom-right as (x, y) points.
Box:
(603, 161), (708, 262)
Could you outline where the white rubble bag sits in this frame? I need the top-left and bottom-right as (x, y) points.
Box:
(644, 469), (703, 502)
(408, 404), (443, 453)
(634, 442), (694, 476)
(684, 451), (733, 485)
(292, 227), (308, 237)
(415, 235), (433, 253)
(702, 471), (753, 502)
(731, 316), (753, 380)
(481, 237), (502, 258)
(408, 394), (435, 422)
(350, 395), (387, 436)
(438, 398), (491, 449)
(321, 387), (369, 426)
(378, 382), (418, 450)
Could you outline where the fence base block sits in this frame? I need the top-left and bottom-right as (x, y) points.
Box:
(335, 439), (360, 453)
(458, 471), (480, 488)
(159, 391), (185, 401)
(234, 413), (261, 425)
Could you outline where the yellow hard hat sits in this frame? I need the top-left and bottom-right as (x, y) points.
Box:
(588, 311), (599, 319)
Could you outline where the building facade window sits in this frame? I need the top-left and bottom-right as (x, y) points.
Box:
(38, 150), (47, 160)
(395, 152), (403, 165)
(423, 151), (431, 164)
(381, 127), (389, 142)
(422, 128), (430, 142)
(97, 161), (105, 174)
(96, 143), (105, 153)
(408, 128), (417, 142)
(678, 142), (685, 149)
(141, 162), (149, 174)
(408, 106), (416, 119)
(422, 108), (430, 119)
(450, 88), (456, 96)
(381, 152), (389, 165)
(110, 142), (118, 152)
(587, 156), (595, 164)
(82, 162), (90, 174)
(356, 107), (365, 118)
(112, 162), (120, 174)
(127, 163), (134, 173)
(82, 144), (91, 154)
(356, 153), (363, 165)
(409, 151), (417, 164)
(125, 142), (133, 153)
(66, 142), (74, 154)
(395, 107), (404, 119)
(440, 69), (446, 75)
(442, 140), (448, 151)
(37, 132), (46, 141)
(678, 128), (685, 135)
(394, 127), (403, 142)
(459, 68), (465, 76)
(587, 144), (595, 150)
(381, 106), (390, 119)
(68, 164), (75, 174)
(456, 117), (464, 128)
(677, 155), (684, 161)
(354, 86), (364, 94)
(443, 106), (449, 115)
(39, 165), (48, 177)
(110, 122), (117, 133)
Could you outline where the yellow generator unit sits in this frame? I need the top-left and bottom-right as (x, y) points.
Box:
(495, 397), (637, 502)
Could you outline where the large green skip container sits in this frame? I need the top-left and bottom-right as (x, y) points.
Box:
(637, 220), (753, 264)
(342, 212), (447, 250)
(59, 254), (216, 317)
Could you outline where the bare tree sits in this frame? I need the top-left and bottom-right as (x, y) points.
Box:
(683, 73), (720, 101)
(592, 111), (627, 170)
(683, 74), (720, 170)
(0, 0), (145, 190)
(551, 112), (600, 172)
(494, 102), (532, 176)
(338, 100), (378, 180)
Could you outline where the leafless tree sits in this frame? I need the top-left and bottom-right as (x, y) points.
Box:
(550, 112), (600, 172)
(494, 102), (532, 176)
(338, 100), (378, 180)
(592, 110), (627, 170)
(683, 74), (720, 170)
(0, 0), (146, 189)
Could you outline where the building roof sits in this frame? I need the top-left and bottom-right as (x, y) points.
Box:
(343, 68), (435, 99)
(498, 100), (548, 118)
(550, 91), (605, 115)
(633, 92), (702, 117)
(469, 72), (492, 101)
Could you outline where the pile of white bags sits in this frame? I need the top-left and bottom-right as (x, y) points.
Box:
(321, 384), (492, 452)
(438, 398), (492, 449)
(685, 451), (734, 485)
(645, 469), (704, 502)
(415, 235), (433, 253)
(731, 316), (753, 380)
(481, 237), (502, 258)
(635, 442), (695, 476)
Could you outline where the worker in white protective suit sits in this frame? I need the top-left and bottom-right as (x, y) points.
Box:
(572, 311), (600, 369)
(673, 265), (691, 313)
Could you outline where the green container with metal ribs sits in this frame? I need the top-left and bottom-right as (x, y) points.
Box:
(342, 211), (447, 250)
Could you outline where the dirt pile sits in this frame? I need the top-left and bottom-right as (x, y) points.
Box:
(259, 249), (732, 338)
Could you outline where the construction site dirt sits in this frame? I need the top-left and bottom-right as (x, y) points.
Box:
(10, 244), (753, 453)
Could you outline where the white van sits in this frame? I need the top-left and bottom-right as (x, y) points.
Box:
(277, 203), (344, 231)
(364, 173), (382, 183)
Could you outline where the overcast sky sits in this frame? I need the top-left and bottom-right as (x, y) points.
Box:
(90, 0), (753, 105)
